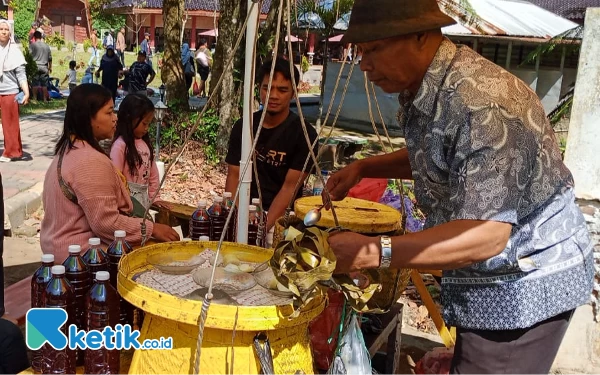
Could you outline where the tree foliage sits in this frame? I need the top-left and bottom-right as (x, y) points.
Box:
(10, 0), (37, 42)
(88, 0), (126, 30)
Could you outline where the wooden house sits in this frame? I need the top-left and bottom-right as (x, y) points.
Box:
(36, 0), (91, 43)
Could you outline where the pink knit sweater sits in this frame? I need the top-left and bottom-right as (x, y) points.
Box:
(110, 137), (160, 202)
(41, 141), (154, 263)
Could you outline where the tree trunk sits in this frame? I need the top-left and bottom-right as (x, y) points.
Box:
(209, 0), (247, 156)
(161, 0), (188, 111)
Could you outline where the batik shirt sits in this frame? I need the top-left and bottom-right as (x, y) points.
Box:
(399, 38), (594, 330)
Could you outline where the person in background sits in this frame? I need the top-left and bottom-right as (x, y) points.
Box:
(323, 0), (594, 373)
(88, 28), (100, 67)
(29, 30), (52, 102)
(28, 22), (37, 43)
(140, 32), (152, 67)
(225, 58), (317, 231)
(0, 19), (30, 163)
(40, 84), (179, 263)
(181, 42), (195, 93)
(116, 26), (126, 66)
(195, 38), (212, 98)
(106, 29), (115, 51)
(95, 45), (123, 100)
(128, 50), (155, 96)
(82, 65), (94, 84)
(110, 94), (170, 210)
(61, 60), (78, 92)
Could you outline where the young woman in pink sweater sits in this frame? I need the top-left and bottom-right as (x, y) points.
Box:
(41, 84), (179, 262)
(110, 94), (170, 210)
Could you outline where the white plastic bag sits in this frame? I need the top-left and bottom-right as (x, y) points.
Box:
(336, 314), (371, 375)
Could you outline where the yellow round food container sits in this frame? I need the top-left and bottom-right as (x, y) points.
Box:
(293, 196), (402, 233)
(118, 241), (325, 374)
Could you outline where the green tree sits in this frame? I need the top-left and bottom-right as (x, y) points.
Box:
(209, 0), (248, 156)
(161, 0), (188, 111)
(10, 0), (37, 42)
(296, 0), (354, 131)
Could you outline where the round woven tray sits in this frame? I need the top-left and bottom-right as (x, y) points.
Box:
(294, 196), (402, 233)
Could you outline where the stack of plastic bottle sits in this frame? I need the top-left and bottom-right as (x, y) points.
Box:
(62, 245), (91, 365)
(30, 231), (133, 373)
(30, 254), (55, 373)
(85, 271), (121, 374)
(189, 199), (211, 240)
(247, 204), (259, 246)
(208, 196), (227, 241)
(82, 237), (109, 281)
(106, 230), (134, 326)
(43, 265), (77, 374)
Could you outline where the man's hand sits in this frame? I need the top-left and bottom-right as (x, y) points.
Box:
(323, 162), (362, 205)
(152, 223), (180, 242)
(328, 231), (381, 273)
(21, 93), (29, 105)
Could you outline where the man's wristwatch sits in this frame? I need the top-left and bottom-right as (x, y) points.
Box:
(379, 235), (392, 268)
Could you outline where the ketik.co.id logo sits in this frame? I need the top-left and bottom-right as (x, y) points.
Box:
(26, 308), (173, 350)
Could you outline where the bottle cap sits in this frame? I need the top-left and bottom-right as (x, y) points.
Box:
(223, 192), (232, 198)
(199, 236), (210, 241)
(68, 245), (81, 254)
(251, 198), (261, 205)
(197, 199), (207, 207)
(214, 196), (223, 203)
(96, 271), (110, 281)
(321, 170), (329, 175)
(289, 211), (296, 217)
(42, 254), (55, 263)
(89, 238), (101, 246)
(114, 230), (126, 238)
(249, 204), (257, 211)
(51, 265), (65, 275)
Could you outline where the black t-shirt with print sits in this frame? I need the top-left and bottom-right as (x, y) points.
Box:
(128, 61), (155, 92)
(225, 111), (318, 210)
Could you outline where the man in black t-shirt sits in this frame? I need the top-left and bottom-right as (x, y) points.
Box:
(128, 51), (155, 95)
(225, 58), (317, 230)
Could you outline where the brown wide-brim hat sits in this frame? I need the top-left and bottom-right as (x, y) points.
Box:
(341, 0), (456, 44)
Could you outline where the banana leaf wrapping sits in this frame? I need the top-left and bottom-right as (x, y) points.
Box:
(270, 227), (383, 318)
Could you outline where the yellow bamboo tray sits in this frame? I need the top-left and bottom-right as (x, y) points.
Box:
(294, 196), (402, 233)
(118, 241), (325, 374)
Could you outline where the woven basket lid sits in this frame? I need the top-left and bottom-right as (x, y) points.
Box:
(294, 196), (401, 234)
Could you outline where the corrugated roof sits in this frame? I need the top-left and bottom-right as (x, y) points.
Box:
(526, 0), (600, 20)
(441, 0), (579, 38)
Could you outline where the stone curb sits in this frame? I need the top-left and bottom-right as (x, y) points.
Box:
(3, 182), (44, 236)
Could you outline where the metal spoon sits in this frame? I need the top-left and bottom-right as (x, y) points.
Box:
(303, 204), (325, 227)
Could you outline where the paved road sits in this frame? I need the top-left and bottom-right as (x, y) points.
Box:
(1, 111), (64, 201)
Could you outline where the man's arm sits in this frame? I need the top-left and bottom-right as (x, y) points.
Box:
(326, 148), (412, 201)
(266, 169), (307, 230)
(225, 164), (240, 199)
(329, 219), (512, 272)
(147, 68), (156, 86)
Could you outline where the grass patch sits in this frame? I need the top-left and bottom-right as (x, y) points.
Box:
(17, 49), (141, 116)
(48, 48), (138, 88)
(19, 99), (67, 116)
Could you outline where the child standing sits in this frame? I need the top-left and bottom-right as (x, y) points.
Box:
(61, 60), (78, 92)
(110, 94), (168, 210)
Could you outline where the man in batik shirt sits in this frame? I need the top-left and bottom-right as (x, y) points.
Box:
(324, 0), (594, 373)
